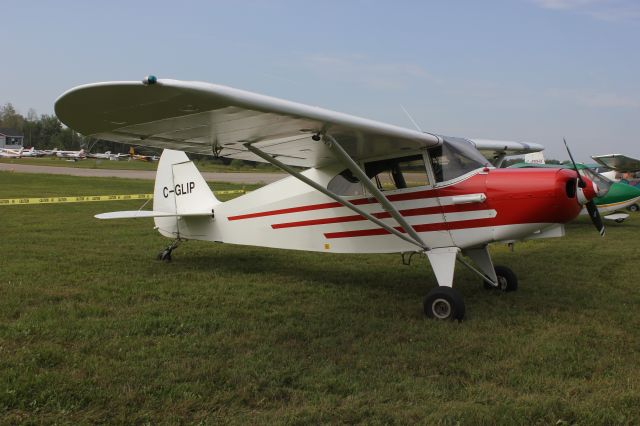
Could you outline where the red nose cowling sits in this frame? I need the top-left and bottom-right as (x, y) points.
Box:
(437, 168), (589, 228)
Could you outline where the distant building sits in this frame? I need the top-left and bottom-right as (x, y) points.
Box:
(0, 128), (24, 149)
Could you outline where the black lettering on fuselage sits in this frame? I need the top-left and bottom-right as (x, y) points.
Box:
(163, 181), (195, 198)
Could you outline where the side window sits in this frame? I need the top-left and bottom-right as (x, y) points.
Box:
(364, 154), (429, 191)
(327, 169), (365, 196)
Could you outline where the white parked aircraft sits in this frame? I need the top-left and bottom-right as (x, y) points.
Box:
(87, 150), (130, 160)
(55, 77), (603, 320)
(55, 148), (86, 160)
(0, 147), (24, 158)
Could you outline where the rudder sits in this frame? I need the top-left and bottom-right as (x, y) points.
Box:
(153, 149), (220, 237)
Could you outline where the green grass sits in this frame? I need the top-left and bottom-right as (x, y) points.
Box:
(1, 171), (639, 424)
(0, 157), (282, 173)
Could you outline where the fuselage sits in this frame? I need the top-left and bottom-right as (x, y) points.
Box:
(161, 166), (587, 254)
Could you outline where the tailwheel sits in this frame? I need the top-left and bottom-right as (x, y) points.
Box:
(156, 239), (181, 263)
(157, 249), (172, 262)
(423, 287), (465, 321)
(484, 265), (518, 292)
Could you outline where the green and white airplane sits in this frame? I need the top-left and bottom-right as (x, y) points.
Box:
(591, 154), (640, 213)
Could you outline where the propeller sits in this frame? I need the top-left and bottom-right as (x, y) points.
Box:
(563, 138), (605, 236)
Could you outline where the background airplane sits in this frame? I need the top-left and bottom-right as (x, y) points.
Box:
(592, 154), (640, 212)
(55, 148), (86, 160)
(0, 147), (24, 158)
(86, 150), (130, 161)
(128, 147), (159, 162)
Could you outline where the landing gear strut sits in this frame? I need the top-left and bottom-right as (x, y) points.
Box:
(157, 239), (181, 262)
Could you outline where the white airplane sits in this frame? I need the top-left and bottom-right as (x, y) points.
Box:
(55, 148), (86, 160)
(55, 77), (604, 321)
(86, 150), (129, 160)
(87, 150), (113, 159)
(0, 147), (24, 158)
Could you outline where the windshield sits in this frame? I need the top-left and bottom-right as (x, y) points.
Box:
(428, 137), (487, 183)
(582, 167), (612, 196)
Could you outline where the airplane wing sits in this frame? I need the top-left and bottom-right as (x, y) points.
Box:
(469, 138), (544, 161)
(55, 78), (544, 168)
(592, 154), (640, 172)
(55, 78), (442, 168)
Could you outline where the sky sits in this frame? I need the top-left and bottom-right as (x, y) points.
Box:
(1, 0), (639, 161)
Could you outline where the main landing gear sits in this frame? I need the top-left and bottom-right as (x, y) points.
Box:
(483, 265), (518, 292)
(157, 239), (181, 262)
(422, 247), (519, 321)
(424, 287), (465, 320)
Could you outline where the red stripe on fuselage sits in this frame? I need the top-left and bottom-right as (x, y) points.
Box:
(324, 218), (497, 239)
(227, 189), (435, 221)
(270, 203), (487, 229)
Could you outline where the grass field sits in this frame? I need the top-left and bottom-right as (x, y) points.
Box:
(0, 157), (281, 173)
(1, 171), (639, 424)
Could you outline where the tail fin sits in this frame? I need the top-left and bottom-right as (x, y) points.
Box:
(153, 149), (220, 237)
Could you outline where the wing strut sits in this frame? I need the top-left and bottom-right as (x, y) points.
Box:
(245, 143), (427, 250)
(322, 135), (429, 249)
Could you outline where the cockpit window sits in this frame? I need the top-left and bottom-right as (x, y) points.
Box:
(327, 169), (365, 196)
(428, 137), (488, 183)
(364, 154), (429, 191)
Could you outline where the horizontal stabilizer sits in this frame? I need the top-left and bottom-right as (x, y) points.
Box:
(95, 210), (212, 219)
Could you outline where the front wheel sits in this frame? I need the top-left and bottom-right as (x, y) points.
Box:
(423, 287), (465, 321)
(628, 204), (639, 213)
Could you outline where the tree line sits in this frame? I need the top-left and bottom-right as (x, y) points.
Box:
(0, 102), (134, 154)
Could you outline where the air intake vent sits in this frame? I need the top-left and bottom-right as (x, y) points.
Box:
(566, 179), (576, 198)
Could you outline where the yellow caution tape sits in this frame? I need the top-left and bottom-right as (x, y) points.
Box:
(0, 190), (246, 206)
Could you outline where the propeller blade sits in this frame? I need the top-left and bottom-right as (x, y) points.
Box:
(563, 138), (586, 188)
(564, 138), (605, 237)
(586, 200), (605, 237)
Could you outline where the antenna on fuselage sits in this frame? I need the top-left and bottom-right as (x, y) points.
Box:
(400, 104), (423, 133)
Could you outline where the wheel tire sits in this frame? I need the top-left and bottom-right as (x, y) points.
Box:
(484, 265), (518, 292)
(628, 204), (639, 213)
(423, 287), (465, 321)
